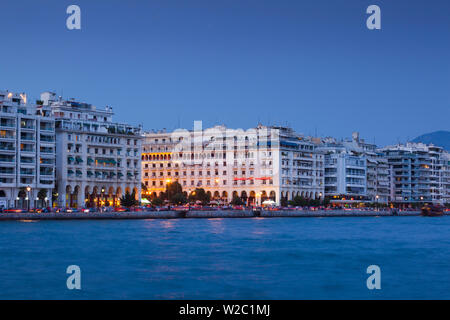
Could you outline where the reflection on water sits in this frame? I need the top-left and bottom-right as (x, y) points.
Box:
(159, 220), (175, 229)
(207, 218), (225, 234)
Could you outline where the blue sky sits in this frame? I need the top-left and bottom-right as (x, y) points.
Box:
(1, 0), (449, 146)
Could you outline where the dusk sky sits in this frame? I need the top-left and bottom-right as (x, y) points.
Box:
(1, 0), (449, 146)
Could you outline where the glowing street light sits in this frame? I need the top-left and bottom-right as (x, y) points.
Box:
(256, 192), (261, 206)
(26, 186), (31, 211)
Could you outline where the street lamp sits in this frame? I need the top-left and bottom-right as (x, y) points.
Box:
(97, 187), (105, 211)
(256, 192), (261, 206)
(166, 179), (172, 206)
(26, 186), (31, 212)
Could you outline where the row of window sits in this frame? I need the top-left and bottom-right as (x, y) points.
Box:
(142, 169), (273, 177)
(142, 161), (272, 168)
(143, 179), (274, 187)
(68, 133), (139, 146)
(67, 143), (139, 157)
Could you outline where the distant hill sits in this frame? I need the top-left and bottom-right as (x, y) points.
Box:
(412, 131), (450, 151)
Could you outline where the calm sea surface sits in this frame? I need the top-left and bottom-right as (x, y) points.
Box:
(0, 216), (449, 299)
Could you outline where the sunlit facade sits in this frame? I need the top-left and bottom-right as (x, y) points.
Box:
(141, 124), (324, 205)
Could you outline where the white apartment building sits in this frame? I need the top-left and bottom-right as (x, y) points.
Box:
(41, 92), (142, 208)
(317, 132), (391, 203)
(0, 90), (55, 209)
(277, 127), (324, 202)
(141, 123), (324, 205)
(381, 142), (449, 204)
(322, 148), (367, 199)
(443, 152), (450, 204)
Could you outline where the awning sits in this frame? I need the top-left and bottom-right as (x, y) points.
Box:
(280, 140), (298, 148)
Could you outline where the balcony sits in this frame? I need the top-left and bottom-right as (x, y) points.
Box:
(40, 169), (54, 176)
(40, 136), (55, 143)
(20, 125), (35, 131)
(0, 168), (15, 175)
(0, 133), (15, 142)
(20, 169), (35, 176)
(0, 142), (15, 152)
(20, 147), (35, 153)
(39, 180), (54, 185)
(20, 134), (35, 142)
(0, 120), (16, 129)
(40, 125), (54, 132)
(40, 147), (54, 154)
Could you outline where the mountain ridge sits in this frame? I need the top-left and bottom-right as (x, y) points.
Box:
(412, 130), (450, 151)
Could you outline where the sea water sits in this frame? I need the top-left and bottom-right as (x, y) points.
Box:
(0, 216), (448, 299)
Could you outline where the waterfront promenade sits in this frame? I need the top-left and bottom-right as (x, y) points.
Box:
(0, 209), (429, 220)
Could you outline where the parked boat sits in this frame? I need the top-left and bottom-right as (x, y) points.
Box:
(421, 204), (444, 217)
